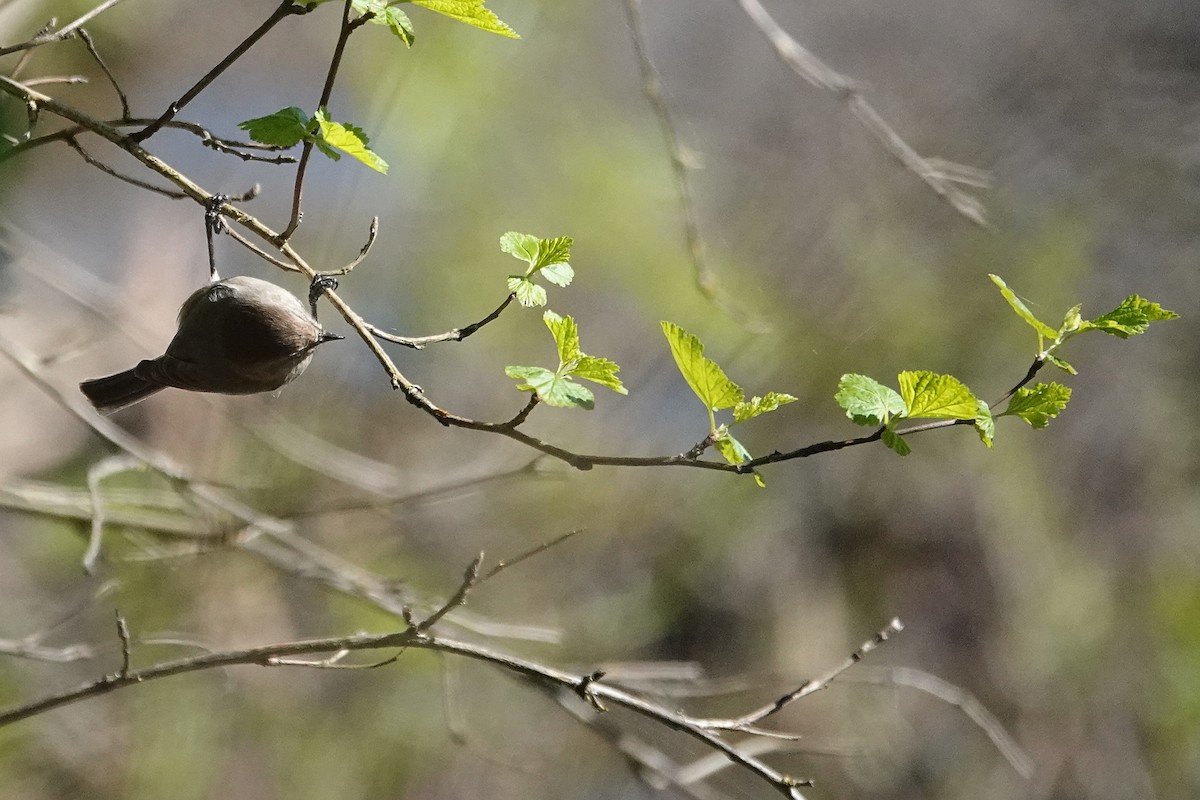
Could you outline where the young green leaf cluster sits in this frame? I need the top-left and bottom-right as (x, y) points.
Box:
(660, 322), (797, 484)
(501, 233), (625, 410)
(989, 274), (1178, 375)
(238, 106), (388, 173)
(300, 0), (519, 45)
(505, 312), (627, 410)
(834, 276), (1177, 456)
(836, 371), (992, 456)
(501, 232), (575, 307)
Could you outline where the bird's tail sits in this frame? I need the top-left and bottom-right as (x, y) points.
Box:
(79, 366), (163, 414)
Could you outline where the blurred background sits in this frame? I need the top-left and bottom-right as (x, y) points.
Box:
(1, 0), (1198, 798)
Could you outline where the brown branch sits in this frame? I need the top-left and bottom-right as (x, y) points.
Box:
(0, 0), (129, 57)
(76, 28), (130, 118)
(130, 0), (308, 142)
(0, 629), (814, 796)
(365, 293), (517, 350)
(277, 0), (374, 242)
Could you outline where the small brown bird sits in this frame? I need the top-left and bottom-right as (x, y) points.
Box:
(80, 276), (341, 414)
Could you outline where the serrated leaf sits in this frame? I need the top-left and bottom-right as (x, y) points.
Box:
(897, 371), (979, 420)
(501, 233), (573, 302)
(543, 311), (579, 363)
(1003, 382), (1071, 428)
(835, 374), (906, 426)
(881, 426), (911, 456)
(660, 322), (744, 411)
(1082, 295), (1180, 338)
(237, 106), (310, 147)
(541, 260), (574, 287)
(989, 274), (1057, 339)
(733, 392), (798, 424)
(411, 0), (520, 38)
(313, 108), (389, 173)
(504, 365), (594, 409)
(351, 0), (415, 44)
(507, 276), (546, 307)
(974, 399), (995, 448)
(1044, 353), (1077, 375)
(573, 355), (627, 394)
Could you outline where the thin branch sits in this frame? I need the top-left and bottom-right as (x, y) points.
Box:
(695, 618), (904, 731)
(842, 666), (1034, 779)
(130, 0), (307, 142)
(0, 630), (815, 796)
(622, 0), (767, 332)
(481, 529), (582, 583)
(114, 611), (132, 678)
(416, 554), (483, 633)
(0, 0), (129, 57)
(733, 0), (989, 226)
(365, 293), (517, 350)
(277, 0), (373, 242)
(77, 28), (129, 118)
(65, 136), (188, 197)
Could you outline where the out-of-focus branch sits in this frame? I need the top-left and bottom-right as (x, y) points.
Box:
(0, 0), (129, 57)
(621, 0), (767, 332)
(733, 0), (990, 226)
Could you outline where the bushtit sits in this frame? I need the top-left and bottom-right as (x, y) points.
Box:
(80, 275), (341, 414)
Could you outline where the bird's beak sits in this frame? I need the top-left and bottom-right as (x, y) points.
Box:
(318, 331), (344, 344)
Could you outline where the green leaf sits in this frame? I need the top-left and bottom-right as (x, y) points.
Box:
(505, 313), (626, 408)
(504, 365), (595, 410)
(507, 276), (547, 307)
(881, 426), (911, 456)
(989, 274), (1057, 339)
(1044, 353), (1077, 375)
(1082, 295), (1180, 339)
(733, 392), (798, 424)
(410, 0), (520, 38)
(501, 233), (574, 305)
(1003, 382), (1071, 428)
(573, 356), (627, 395)
(713, 433), (765, 487)
(974, 399), (995, 448)
(835, 374), (906, 426)
(543, 311), (580, 363)
(897, 371), (979, 420)
(237, 106), (310, 147)
(351, 0), (415, 44)
(660, 322), (744, 411)
(312, 108), (389, 173)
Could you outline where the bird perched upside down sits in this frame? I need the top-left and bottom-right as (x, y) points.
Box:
(80, 276), (341, 414)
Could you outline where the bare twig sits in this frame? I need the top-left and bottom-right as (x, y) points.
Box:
(842, 666), (1034, 779)
(0, 0), (129, 57)
(733, 0), (989, 226)
(114, 611), (131, 678)
(622, 0), (767, 332)
(365, 293), (517, 350)
(416, 554), (484, 632)
(77, 28), (130, 118)
(277, 0), (374, 242)
(131, 0), (308, 142)
(65, 136), (188, 197)
(481, 529), (582, 583)
(696, 618), (904, 731)
(0, 630), (816, 797)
